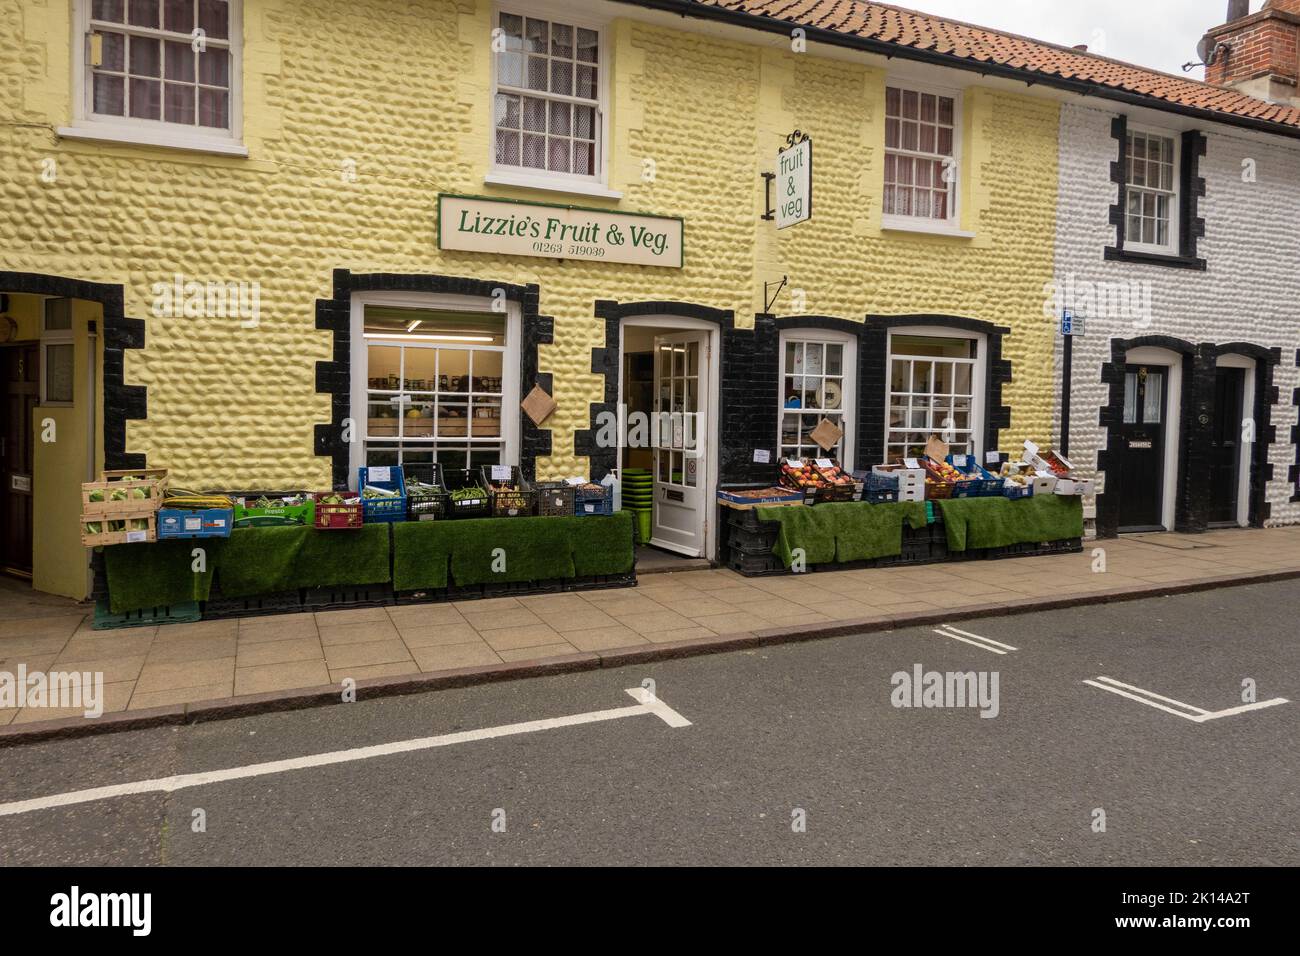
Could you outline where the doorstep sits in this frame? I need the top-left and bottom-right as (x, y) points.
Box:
(2, 526), (1299, 744)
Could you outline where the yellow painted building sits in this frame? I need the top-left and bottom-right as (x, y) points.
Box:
(1, 0), (1063, 598)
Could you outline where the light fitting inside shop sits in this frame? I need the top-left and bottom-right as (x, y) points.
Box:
(363, 306), (505, 346)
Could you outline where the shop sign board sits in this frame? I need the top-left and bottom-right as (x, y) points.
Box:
(438, 194), (683, 268)
(776, 134), (812, 230)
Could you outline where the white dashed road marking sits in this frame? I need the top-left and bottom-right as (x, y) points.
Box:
(932, 625), (1018, 655)
(1083, 675), (1289, 723)
(0, 688), (691, 818)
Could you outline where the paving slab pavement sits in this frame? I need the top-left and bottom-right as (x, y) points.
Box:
(2, 526), (1299, 739)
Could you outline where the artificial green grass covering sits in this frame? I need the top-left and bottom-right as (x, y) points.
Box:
(935, 494), (1084, 551)
(392, 522), (456, 591)
(756, 501), (928, 568)
(104, 539), (221, 614)
(106, 514), (634, 610)
(215, 524), (392, 596)
(392, 512), (633, 590)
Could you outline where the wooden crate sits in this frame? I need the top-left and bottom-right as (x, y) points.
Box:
(82, 468), (169, 515)
(80, 511), (157, 547)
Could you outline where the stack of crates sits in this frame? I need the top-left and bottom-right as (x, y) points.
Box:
(621, 468), (652, 543)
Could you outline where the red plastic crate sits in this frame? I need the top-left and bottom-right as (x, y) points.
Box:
(313, 493), (364, 529)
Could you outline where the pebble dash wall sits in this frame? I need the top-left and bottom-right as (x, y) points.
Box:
(2, 0), (1058, 493)
(1052, 102), (1300, 532)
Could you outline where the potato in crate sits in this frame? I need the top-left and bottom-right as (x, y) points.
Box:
(480, 464), (533, 517)
(574, 480), (614, 516)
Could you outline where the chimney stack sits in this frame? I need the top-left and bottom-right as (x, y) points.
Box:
(1204, 0), (1300, 106)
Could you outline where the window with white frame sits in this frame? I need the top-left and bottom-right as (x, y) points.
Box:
(80, 0), (238, 135)
(886, 333), (981, 462)
(362, 307), (514, 473)
(779, 333), (856, 465)
(1124, 129), (1179, 253)
(493, 11), (602, 180)
(884, 85), (958, 223)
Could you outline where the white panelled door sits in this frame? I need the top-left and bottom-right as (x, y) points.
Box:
(650, 331), (709, 556)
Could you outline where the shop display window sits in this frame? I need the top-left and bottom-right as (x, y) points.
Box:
(886, 333), (979, 462)
(362, 306), (509, 469)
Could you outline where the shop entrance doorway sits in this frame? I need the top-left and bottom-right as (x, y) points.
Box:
(1116, 363), (1168, 532)
(1, 343), (38, 578)
(619, 318), (719, 561)
(650, 330), (709, 555)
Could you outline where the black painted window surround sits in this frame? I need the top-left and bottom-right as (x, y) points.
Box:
(1105, 116), (1207, 271)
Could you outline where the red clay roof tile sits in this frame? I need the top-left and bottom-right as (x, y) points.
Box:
(678, 0), (1300, 130)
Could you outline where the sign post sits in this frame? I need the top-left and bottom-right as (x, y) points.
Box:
(1059, 309), (1083, 457)
(776, 131), (812, 230)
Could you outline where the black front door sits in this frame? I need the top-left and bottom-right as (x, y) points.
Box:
(1208, 365), (1247, 526)
(1117, 364), (1167, 532)
(2, 344), (39, 577)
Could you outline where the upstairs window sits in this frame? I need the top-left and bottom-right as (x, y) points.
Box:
(493, 12), (603, 182)
(884, 85), (958, 224)
(1124, 130), (1180, 255)
(78, 0), (240, 142)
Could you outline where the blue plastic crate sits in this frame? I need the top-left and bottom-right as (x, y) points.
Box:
(157, 507), (234, 539)
(945, 455), (1004, 497)
(358, 466), (407, 523)
(575, 482), (614, 516)
(1002, 481), (1033, 500)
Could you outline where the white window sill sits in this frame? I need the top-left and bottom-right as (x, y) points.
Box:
(484, 170), (622, 201)
(881, 217), (975, 239)
(56, 124), (249, 157)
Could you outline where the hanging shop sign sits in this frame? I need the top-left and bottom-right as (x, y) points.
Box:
(776, 131), (812, 230)
(438, 194), (683, 268)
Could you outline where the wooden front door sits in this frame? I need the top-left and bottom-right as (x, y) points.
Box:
(2, 344), (39, 576)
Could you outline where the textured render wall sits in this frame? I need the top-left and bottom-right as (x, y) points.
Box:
(1053, 102), (1300, 525)
(2, 0), (1058, 490)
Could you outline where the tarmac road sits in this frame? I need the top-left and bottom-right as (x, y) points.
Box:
(0, 580), (1296, 866)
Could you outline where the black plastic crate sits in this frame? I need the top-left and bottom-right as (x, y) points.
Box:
(395, 583), (486, 603)
(985, 537), (1084, 561)
(480, 465), (534, 517)
(564, 572), (637, 592)
(303, 584), (394, 610)
(483, 579), (565, 599)
(727, 547), (788, 577)
(443, 468), (490, 518)
(728, 524), (779, 554)
(202, 588), (303, 620)
(534, 481), (576, 517)
(404, 462), (450, 521)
